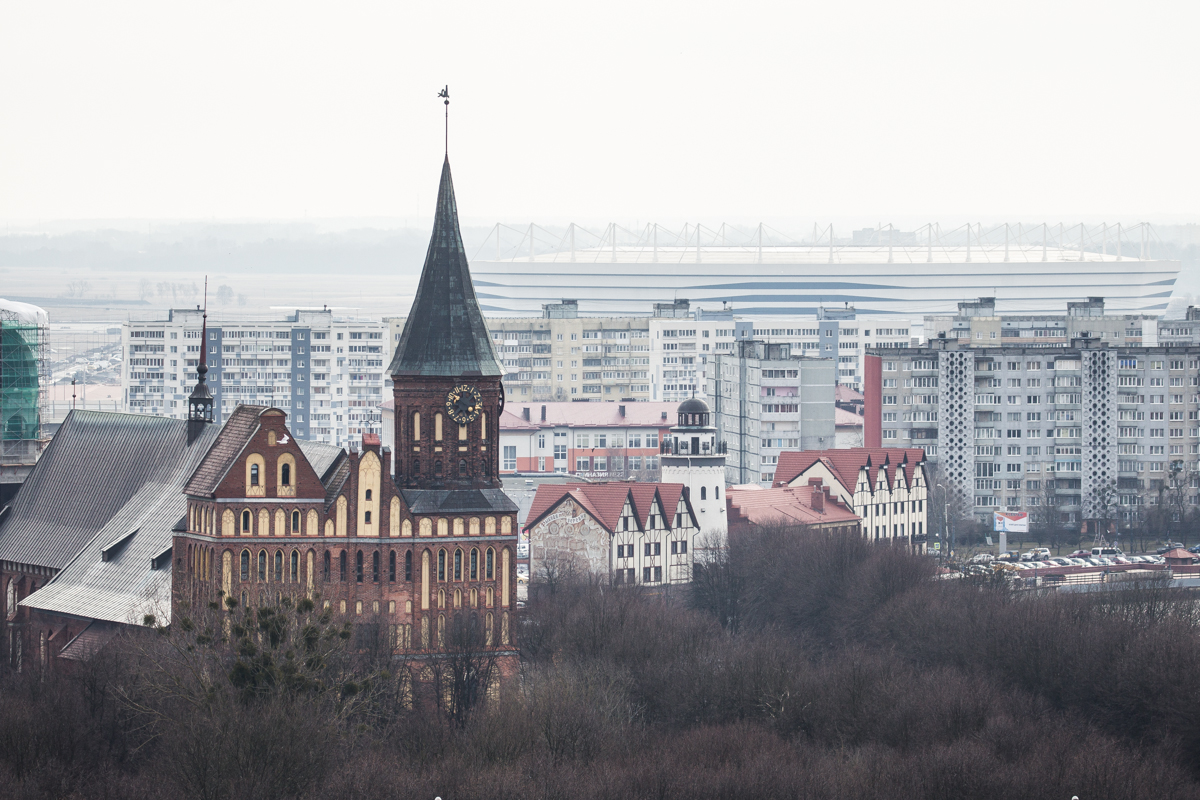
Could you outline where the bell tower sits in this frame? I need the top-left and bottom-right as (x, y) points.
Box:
(389, 156), (506, 493)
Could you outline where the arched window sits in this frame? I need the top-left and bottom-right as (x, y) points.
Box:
(258, 550), (267, 581)
(355, 551), (364, 583)
(241, 590), (248, 608)
(388, 551), (396, 582)
(281, 463), (291, 486)
(458, 459), (467, 478)
(700, 486), (707, 500)
(435, 413), (443, 441)
(339, 551), (347, 582)
(290, 550), (299, 582)
(323, 551), (331, 581)
(273, 551), (283, 582)
(486, 548), (494, 580)
(454, 549), (463, 581)
(438, 550), (446, 581)
(434, 460), (443, 476)
(241, 510), (251, 533)
(240, 550), (250, 581)
(437, 614), (445, 646)
(485, 612), (494, 645)
(365, 511), (372, 524)
(412, 411), (421, 440)
(412, 459), (420, 476)
(250, 464), (260, 486)
(438, 588), (446, 609)
(291, 510), (300, 533)
(365, 489), (372, 501)
(372, 551), (380, 583)
(405, 551), (413, 581)
(715, 486), (720, 499)
(470, 548), (479, 580)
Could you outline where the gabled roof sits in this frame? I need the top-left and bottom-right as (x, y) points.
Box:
(388, 157), (502, 378)
(21, 420), (221, 625)
(0, 411), (209, 570)
(298, 439), (345, 482)
(772, 448), (926, 492)
(525, 481), (691, 534)
(726, 484), (860, 528)
(183, 405), (267, 497)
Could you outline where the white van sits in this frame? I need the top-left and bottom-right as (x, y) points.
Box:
(1091, 546), (1124, 558)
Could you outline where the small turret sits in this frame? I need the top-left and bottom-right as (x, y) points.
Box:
(187, 293), (213, 445)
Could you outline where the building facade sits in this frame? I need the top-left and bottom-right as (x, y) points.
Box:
(924, 296), (1159, 349)
(123, 308), (387, 447)
(866, 339), (1200, 526)
(659, 397), (729, 544)
(525, 482), (700, 586)
(708, 340), (837, 485)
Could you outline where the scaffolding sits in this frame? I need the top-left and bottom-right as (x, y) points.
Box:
(1, 300), (49, 466)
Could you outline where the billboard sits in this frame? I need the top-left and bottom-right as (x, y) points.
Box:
(993, 511), (1029, 533)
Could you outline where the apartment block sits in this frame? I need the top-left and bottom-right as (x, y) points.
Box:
(924, 296), (1159, 349)
(866, 338), (1200, 527)
(123, 309), (388, 447)
(708, 340), (837, 485)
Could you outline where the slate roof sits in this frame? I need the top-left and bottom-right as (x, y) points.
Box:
(19, 418), (221, 625)
(298, 439), (345, 483)
(400, 488), (518, 515)
(388, 157), (502, 378)
(183, 404), (266, 497)
(772, 448), (926, 492)
(524, 482), (690, 534)
(726, 484), (860, 528)
(0, 411), (200, 570)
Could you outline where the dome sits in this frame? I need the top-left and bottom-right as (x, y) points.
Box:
(677, 397), (710, 415)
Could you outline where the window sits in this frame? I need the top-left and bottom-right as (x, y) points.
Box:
(471, 548), (479, 580)
(258, 550), (267, 581)
(389, 551), (396, 582)
(700, 486), (707, 500)
(372, 551), (380, 583)
(405, 551), (412, 581)
(291, 510), (300, 533)
(281, 463), (291, 486)
(486, 548), (495, 579)
(644, 542), (662, 556)
(273, 551), (283, 582)
(290, 550), (299, 582)
(438, 550), (446, 581)
(454, 549), (463, 581)
(339, 551), (347, 582)
(323, 551), (331, 581)
(242, 510), (251, 533)
(503, 446), (517, 471)
(241, 550), (250, 581)
(250, 464), (260, 486)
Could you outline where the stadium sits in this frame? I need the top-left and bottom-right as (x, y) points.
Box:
(470, 222), (1179, 317)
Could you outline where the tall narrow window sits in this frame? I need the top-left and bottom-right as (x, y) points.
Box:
(434, 460), (443, 476)
(372, 551), (380, 583)
(438, 550), (446, 581)
(290, 550), (299, 582)
(323, 551), (331, 581)
(454, 549), (463, 581)
(291, 510), (300, 533)
(365, 489), (372, 501)
(281, 463), (291, 486)
(250, 464), (260, 486)
(339, 551), (347, 582)
(486, 548), (494, 579)
(241, 550), (250, 581)
(458, 459), (467, 477)
(356, 551), (364, 583)
(273, 551), (283, 582)
(242, 510), (251, 533)
(435, 413), (444, 441)
(258, 551), (267, 581)
(405, 551), (413, 581)
(470, 548), (478, 580)
(412, 411), (421, 440)
(700, 486), (707, 500)
(389, 551), (396, 582)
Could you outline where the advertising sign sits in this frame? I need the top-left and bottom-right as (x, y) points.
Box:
(993, 511), (1029, 533)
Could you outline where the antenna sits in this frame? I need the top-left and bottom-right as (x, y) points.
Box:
(438, 85), (450, 154)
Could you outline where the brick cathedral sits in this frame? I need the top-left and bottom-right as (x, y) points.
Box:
(173, 156), (520, 654)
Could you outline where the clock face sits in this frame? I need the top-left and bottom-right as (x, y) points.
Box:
(446, 384), (483, 424)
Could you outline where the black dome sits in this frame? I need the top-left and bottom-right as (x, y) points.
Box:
(677, 397), (710, 415)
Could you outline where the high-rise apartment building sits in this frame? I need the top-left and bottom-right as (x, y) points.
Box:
(924, 296), (1159, 349)
(122, 309), (388, 447)
(866, 338), (1200, 528)
(708, 340), (837, 485)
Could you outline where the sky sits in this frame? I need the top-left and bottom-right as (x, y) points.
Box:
(1, 0), (1198, 225)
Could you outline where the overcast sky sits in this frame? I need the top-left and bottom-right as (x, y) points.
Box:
(2, 0), (1197, 225)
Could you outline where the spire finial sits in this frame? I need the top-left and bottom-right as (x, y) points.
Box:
(438, 85), (449, 155)
(198, 277), (208, 378)
(188, 276), (214, 442)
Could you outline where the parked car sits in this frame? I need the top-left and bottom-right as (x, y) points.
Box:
(996, 551), (1020, 562)
(1128, 556), (1148, 564)
(1067, 558), (1087, 566)
(1113, 556), (1131, 565)
(1030, 547), (1052, 560)
(1157, 542), (1185, 555)
(1188, 544), (1200, 554)
(1020, 551), (1038, 562)
(1069, 549), (1092, 558)
(1051, 558), (1072, 567)
(970, 553), (995, 564)
(1092, 546), (1125, 558)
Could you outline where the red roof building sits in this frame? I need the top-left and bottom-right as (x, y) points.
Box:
(770, 448), (929, 548)
(524, 481), (700, 587)
(725, 482), (860, 535)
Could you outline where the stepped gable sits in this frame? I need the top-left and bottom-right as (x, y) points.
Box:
(388, 157), (502, 378)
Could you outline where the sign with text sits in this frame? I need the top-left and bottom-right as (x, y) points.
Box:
(993, 511), (1029, 534)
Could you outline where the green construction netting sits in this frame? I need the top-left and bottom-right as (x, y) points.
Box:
(1, 323), (40, 440)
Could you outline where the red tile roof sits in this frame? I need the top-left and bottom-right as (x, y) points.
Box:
(726, 484), (860, 528)
(835, 385), (864, 403)
(772, 448), (926, 492)
(525, 481), (691, 534)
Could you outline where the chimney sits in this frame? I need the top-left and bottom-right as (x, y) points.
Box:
(522, 407), (530, 421)
(619, 404), (626, 417)
(540, 405), (547, 421)
(810, 486), (824, 513)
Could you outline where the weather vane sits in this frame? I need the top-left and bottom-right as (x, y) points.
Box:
(438, 85), (449, 155)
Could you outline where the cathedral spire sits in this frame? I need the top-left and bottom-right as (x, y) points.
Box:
(187, 279), (214, 444)
(389, 157), (502, 378)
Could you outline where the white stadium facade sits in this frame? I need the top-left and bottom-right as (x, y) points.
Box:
(470, 223), (1179, 317)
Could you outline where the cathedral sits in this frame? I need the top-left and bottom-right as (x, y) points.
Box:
(1, 155), (519, 670)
